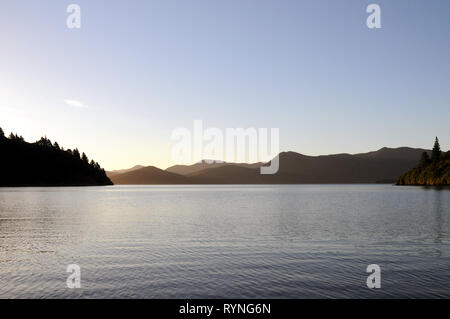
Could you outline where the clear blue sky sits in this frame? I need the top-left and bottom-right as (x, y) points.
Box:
(1, 0), (449, 170)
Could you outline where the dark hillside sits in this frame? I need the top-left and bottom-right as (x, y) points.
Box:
(0, 127), (112, 186)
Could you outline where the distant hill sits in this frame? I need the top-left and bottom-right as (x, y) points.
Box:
(396, 138), (449, 186)
(0, 127), (112, 187)
(265, 147), (429, 183)
(111, 147), (429, 184)
(110, 166), (190, 184)
(187, 165), (264, 184)
(107, 165), (145, 177)
(166, 160), (262, 176)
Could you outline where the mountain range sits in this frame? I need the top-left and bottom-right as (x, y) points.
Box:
(108, 147), (429, 185)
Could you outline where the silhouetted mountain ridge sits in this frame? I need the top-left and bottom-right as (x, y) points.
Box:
(166, 160), (263, 176)
(110, 147), (429, 184)
(111, 166), (190, 184)
(108, 165), (145, 177)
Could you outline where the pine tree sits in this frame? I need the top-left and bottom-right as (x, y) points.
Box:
(73, 148), (80, 159)
(9, 133), (24, 142)
(81, 152), (89, 163)
(37, 137), (52, 147)
(0, 130), (5, 144)
(431, 137), (441, 162)
(419, 152), (430, 167)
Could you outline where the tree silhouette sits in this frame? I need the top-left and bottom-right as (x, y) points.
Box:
(81, 152), (89, 163)
(73, 148), (80, 159)
(419, 151), (430, 167)
(37, 137), (52, 147)
(431, 136), (441, 162)
(0, 127), (5, 139)
(9, 133), (24, 142)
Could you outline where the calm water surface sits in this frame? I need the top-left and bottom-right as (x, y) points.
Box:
(0, 185), (449, 298)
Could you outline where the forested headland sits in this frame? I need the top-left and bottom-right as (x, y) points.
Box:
(396, 137), (449, 186)
(0, 127), (112, 186)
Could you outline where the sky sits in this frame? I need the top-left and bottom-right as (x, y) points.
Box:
(0, 0), (449, 170)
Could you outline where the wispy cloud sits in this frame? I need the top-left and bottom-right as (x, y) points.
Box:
(64, 99), (87, 108)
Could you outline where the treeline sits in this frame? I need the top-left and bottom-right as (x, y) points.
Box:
(396, 137), (449, 186)
(0, 127), (112, 186)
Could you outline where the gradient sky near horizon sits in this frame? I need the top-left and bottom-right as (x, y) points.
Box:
(1, 0), (449, 170)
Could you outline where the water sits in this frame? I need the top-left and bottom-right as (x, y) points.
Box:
(0, 184), (449, 298)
